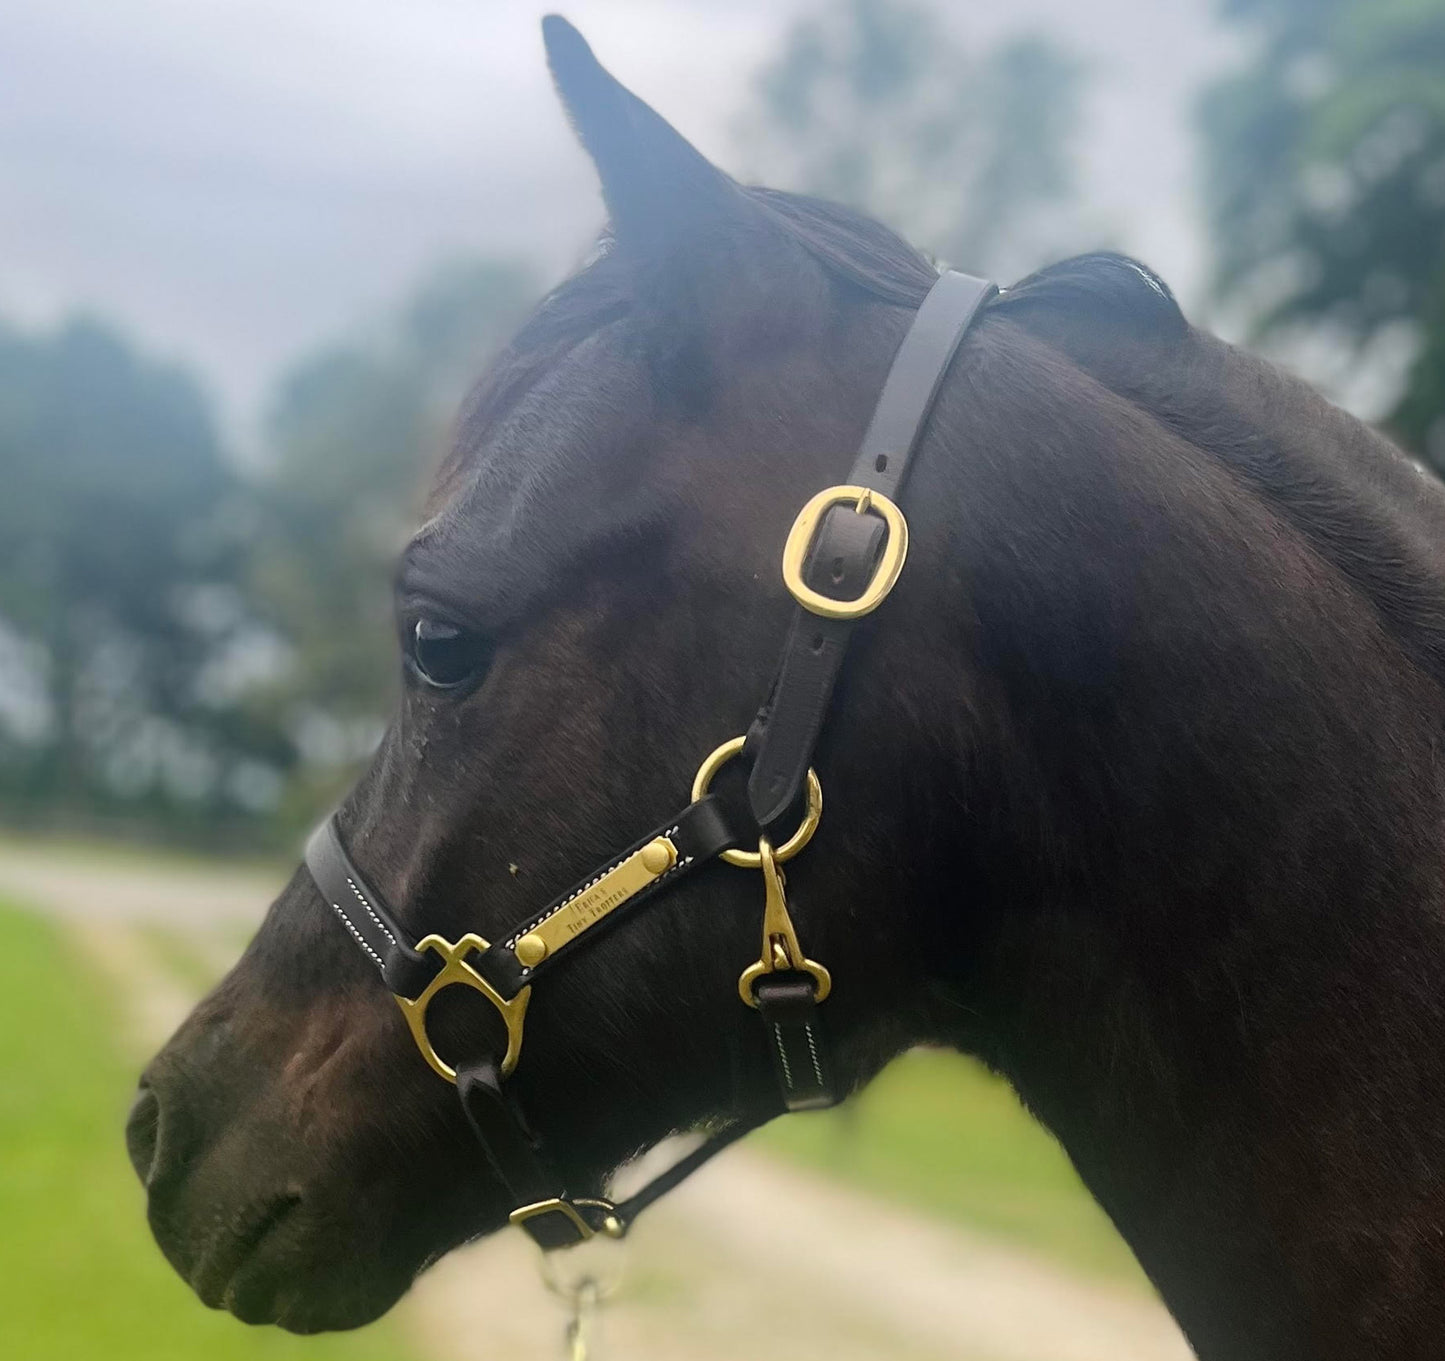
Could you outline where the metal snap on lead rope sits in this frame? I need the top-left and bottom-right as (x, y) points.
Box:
(540, 1233), (626, 1361)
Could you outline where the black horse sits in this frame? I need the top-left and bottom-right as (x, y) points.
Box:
(127, 17), (1445, 1359)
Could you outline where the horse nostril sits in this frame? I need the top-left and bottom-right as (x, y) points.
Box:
(125, 1084), (161, 1185)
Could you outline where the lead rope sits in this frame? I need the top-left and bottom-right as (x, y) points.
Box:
(566, 1280), (597, 1361)
(558, 1275), (599, 1361)
(540, 1233), (626, 1360)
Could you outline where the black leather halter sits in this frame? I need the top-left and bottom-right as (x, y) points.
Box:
(306, 270), (996, 1251)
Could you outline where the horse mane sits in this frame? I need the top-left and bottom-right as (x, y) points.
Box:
(996, 251), (1445, 699)
(437, 185), (941, 502)
(439, 187), (1445, 697)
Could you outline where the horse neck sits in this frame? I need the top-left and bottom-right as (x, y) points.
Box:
(902, 320), (1445, 1360)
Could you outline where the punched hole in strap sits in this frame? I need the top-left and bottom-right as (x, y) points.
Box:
(782, 485), (907, 622)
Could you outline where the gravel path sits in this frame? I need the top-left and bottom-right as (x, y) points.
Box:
(0, 837), (1194, 1361)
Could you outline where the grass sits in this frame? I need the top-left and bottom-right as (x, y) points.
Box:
(0, 816), (1146, 1356)
(0, 825), (287, 878)
(0, 898), (416, 1361)
(758, 1046), (1147, 1285)
(136, 921), (230, 995)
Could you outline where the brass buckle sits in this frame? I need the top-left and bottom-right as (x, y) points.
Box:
(510, 1196), (625, 1244)
(737, 838), (831, 1008)
(394, 933), (531, 1082)
(782, 484), (909, 620)
(691, 735), (822, 869)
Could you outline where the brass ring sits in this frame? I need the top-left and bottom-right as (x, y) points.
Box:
(690, 735), (822, 868)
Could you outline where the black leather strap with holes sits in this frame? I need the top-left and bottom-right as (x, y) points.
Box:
(746, 272), (996, 831)
(743, 512), (885, 826)
(457, 1059), (561, 1209)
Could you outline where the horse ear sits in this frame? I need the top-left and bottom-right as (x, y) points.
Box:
(542, 15), (762, 262)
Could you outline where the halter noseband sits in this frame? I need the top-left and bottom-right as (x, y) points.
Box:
(305, 270), (996, 1251)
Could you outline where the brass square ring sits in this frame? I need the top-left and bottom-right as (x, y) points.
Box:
(394, 933), (530, 1081)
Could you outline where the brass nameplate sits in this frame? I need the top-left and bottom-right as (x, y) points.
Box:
(518, 836), (676, 963)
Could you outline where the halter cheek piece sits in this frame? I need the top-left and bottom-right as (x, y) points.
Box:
(306, 271), (996, 1252)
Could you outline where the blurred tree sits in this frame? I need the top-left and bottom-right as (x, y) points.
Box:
(737, 0), (1089, 280)
(0, 258), (539, 845)
(0, 317), (274, 832)
(1201, 0), (1445, 463)
(245, 258), (537, 824)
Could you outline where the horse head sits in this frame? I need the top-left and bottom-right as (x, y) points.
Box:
(128, 17), (1445, 1360)
(126, 16), (973, 1332)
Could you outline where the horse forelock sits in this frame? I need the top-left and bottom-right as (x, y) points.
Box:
(425, 187), (942, 510)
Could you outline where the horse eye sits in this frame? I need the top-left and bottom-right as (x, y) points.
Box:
(409, 618), (491, 689)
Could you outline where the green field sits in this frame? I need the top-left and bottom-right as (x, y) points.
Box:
(0, 898), (415, 1361)
(759, 1049), (1143, 1284)
(0, 874), (1144, 1361)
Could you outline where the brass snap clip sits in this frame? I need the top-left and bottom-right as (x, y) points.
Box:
(737, 838), (832, 1008)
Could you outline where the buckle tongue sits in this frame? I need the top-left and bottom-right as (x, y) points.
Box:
(782, 484), (909, 620)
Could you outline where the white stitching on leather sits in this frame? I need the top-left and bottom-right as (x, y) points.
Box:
(774, 1023), (795, 1089)
(330, 901), (384, 969)
(506, 830), (686, 963)
(804, 1023), (824, 1089)
(346, 875), (396, 945)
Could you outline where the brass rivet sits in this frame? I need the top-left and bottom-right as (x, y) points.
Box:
(515, 933), (547, 968)
(639, 837), (676, 876)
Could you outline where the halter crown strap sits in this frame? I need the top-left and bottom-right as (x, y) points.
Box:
(745, 271), (996, 831)
(738, 271), (994, 1116)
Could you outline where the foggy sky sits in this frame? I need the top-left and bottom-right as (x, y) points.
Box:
(0, 0), (1233, 439)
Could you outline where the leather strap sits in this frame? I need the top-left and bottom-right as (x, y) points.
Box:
(457, 1059), (561, 1209)
(746, 271), (996, 830)
(305, 794), (742, 1003)
(305, 819), (440, 999)
(743, 512), (884, 829)
(609, 1121), (752, 1223)
(753, 973), (835, 1111)
(475, 794), (741, 999)
(458, 1057), (753, 1250)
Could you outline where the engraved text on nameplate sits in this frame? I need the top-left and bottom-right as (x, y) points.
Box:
(527, 837), (677, 955)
